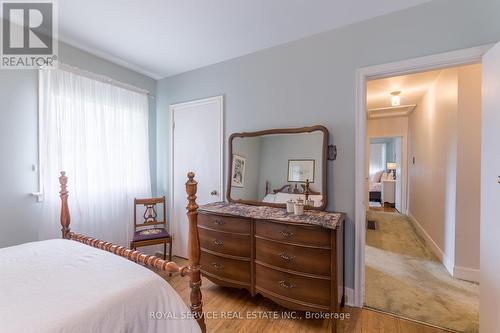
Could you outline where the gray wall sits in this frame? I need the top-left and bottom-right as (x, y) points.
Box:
(0, 41), (156, 248)
(155, 0), (500, 290)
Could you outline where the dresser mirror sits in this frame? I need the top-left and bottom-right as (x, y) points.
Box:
(227, 125), (328, 210)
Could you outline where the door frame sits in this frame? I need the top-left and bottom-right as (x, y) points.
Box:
(353, 44), (492, 308)
(169, 95), (224, 257)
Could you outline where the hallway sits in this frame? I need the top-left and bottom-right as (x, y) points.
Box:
(365, 211), (479, 333)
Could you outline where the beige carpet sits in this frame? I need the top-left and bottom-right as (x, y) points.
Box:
(365, 211), (479, 333)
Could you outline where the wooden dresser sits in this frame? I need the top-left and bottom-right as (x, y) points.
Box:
(197, 202), (345, 315)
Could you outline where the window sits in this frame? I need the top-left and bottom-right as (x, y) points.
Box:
(39, 67), (151, 246)
(370, 143), (386, 175)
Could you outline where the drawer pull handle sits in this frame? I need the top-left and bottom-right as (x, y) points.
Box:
(213, 219), (225, 225)
(212, 239), (224, 247)
(278, 252), (295, 261)
(279, 230), (295, 239)
(211, 262), (224, 270)
(278, 280), (295, 289)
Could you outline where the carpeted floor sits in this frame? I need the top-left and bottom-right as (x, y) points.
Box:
(365, 211), (479, 333)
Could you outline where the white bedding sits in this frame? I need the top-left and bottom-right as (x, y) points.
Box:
(0, 239), (201, 333)
(275, 193), (323, 207)
(261, 193), (276, 203)
(369, 182), (382, 192)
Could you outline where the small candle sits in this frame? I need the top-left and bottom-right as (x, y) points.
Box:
(294, 202), (304, 215)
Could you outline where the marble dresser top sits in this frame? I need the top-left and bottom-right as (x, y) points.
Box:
(198, 202), (344, 230)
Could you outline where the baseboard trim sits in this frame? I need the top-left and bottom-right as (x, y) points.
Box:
(345, 287), (355, 307)
(407, 213), (454, 276)
(453, 265), (479, 283)
(338, 287), (356, 307)
(364, 306), (460, 333)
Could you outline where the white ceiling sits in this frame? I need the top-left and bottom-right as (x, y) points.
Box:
(57, 0), (431, 79)
(367, 69), (443, 110)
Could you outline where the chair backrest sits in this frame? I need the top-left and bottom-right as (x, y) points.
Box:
(134, 196), (167, 230)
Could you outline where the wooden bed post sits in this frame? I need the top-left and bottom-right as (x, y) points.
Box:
(58, 171), (205, 331)
(59, 171), (71, 239)
(305, 179), (310, 201)
(186, 172), (206, 333)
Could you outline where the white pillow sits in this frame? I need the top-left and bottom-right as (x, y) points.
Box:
(261, 194), (276, 203)
(370, 170), (384, 183)
(275, 192), (303, 203)
(308, 194), (323, 207)
(274, 192), (323, 207)
(381, 172), (392, 181)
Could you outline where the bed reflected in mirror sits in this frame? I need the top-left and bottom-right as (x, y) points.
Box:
(227, 126), (328, 210)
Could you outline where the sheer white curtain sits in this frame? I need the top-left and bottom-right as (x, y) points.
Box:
(369, 143), (387, 175)
(39, 67), (151, 246)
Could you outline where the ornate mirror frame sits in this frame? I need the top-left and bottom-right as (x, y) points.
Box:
(227, 125), (329, 211)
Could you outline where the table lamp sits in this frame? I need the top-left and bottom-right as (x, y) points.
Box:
(387, 162), (397, 179)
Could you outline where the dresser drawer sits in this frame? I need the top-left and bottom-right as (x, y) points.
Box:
(256, 263), (331, 306)
(198, 213), (251, 234)
(255, 238), (331, 276)
(200, 250), (250, 283)
(199, 227), (251, 258)
(255, 220), (331, 247)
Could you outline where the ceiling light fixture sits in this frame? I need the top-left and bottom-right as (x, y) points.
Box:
(391, 90), (401, 106)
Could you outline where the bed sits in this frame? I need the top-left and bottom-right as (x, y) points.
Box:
(369, 170), (393, 204)
(369, 181), (382, 203)
(262, 180), (324, 207)
(0, 172), (206, 333)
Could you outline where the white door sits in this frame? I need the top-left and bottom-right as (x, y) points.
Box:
(171, 96), (223, 259)
(394, 137), (402, 212)
(480, 42), (500, 333)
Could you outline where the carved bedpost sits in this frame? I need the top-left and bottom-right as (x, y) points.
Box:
(305, 179), (310, 201)
(59, 171), (71, 239)
(185, 172), (206, 333)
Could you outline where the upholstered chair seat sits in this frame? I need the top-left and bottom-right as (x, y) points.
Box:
(133, 228), (170, 242)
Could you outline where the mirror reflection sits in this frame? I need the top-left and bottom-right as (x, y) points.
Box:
(230, 131), (325, 207)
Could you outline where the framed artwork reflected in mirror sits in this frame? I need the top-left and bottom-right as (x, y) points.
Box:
(231, 154), (246, 188)
(287, 159), (315, 183)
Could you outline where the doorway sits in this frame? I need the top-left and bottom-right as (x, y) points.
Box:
(170, 96), (224, 258)
(367, 136), (403, 213)
(354, 47), (488, 333)
(365, 64), (481, 332)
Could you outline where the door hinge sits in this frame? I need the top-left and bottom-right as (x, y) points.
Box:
(172, 121), (175, 130)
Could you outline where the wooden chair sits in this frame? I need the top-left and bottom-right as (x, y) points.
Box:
(130, 197), (172, 264)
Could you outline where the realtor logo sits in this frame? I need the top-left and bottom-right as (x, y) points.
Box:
(1, 0), (58, 69)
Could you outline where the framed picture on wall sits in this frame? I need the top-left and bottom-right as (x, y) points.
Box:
(231, 154), (246, 188)
(287, 159), (315, 183)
